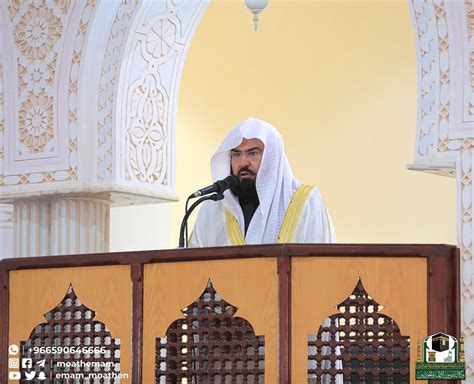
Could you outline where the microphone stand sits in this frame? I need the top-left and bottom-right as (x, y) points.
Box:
(179, 193), (224, 248)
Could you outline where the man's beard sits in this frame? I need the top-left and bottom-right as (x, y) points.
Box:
(230, 169), (258, 200)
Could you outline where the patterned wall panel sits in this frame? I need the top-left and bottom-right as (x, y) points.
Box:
(0, 0), (209, 202)
(409, 0), (474, 380)
(115, 0), (210, 193)
(410, 0), (474, 161)
(0, 0), (96, 188)
(97, 0), (141, 184)
(0, 0), (209, 255)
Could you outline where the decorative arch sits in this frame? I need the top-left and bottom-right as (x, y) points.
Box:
(90, 0), (211, 196)
(0, 0), (209, 200)
(0, 0), (210, 255)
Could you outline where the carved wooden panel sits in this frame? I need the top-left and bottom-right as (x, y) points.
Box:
(155, 280), (265, 383)
(19, 284), (120, 383)
(307, 279), (410, 383)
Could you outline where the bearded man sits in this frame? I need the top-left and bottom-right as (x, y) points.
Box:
(189, 117), (335, 247)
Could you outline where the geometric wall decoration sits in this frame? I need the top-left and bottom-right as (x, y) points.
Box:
(20, 284), (120, 382)
(0, 0), (95, 187)
(0, 0), (210, 205)
(409, 1), (474, 380)
(409, 0), (474, 164)
(115, 0), (209, 195)
(308, 279), (410, 383)
(155, 280), (265, 383)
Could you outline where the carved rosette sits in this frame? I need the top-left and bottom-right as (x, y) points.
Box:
(18, 94), (54, 153)
(145, 18), (178, 60)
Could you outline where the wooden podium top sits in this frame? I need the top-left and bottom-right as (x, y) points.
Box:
(0, 243), (458, 270)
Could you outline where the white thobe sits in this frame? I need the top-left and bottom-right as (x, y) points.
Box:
(189, 187), (335, 247)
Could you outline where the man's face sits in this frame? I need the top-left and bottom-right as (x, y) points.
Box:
(230, 138), (264, 181)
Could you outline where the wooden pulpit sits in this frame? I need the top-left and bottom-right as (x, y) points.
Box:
(0, 244), (459, 383)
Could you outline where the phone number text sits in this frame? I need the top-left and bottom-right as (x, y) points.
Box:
(29, 347), (107, 355)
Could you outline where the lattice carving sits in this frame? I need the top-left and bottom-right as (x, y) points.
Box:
(155, 280), (265, 383)
(308, 279), (410, 383)
(20, 284), (120, 382)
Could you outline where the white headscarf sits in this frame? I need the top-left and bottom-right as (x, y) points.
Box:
(211, 117), (301, 244)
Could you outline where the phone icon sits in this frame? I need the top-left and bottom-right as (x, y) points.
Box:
(8, 344), (19, 355)
(24, 371), (36, 380)
(8, 371), (21, 380)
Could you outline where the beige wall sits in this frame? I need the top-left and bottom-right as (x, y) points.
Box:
(169, 0), (456, 247)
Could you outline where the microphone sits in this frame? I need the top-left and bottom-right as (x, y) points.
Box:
(190, 175), (239, 198)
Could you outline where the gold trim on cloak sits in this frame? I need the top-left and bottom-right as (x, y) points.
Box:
(225, 185), (314, 246)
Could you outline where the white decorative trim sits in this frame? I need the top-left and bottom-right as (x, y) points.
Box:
(410, 1), (439, 158)
(458, 147), (474, 378)
(97, 0), (141, 183)
(461, 0), (474, 122)
(116, 0), (210, 194)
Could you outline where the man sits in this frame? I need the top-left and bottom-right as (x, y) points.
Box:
(189, 117), (335, 247)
